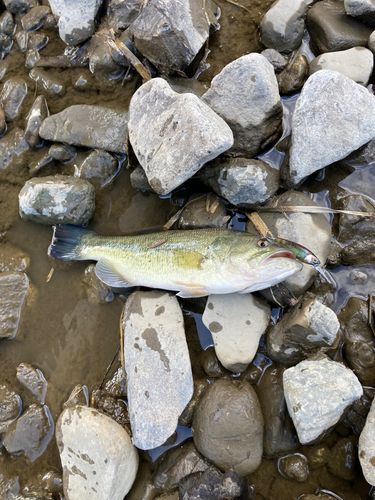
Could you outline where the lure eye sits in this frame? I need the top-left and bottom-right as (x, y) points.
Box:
(257, 238), (269, 248)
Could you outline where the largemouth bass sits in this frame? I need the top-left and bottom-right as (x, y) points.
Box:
(48, 225), (303, 297)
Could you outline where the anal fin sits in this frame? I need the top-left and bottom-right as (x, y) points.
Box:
(95, 260), (132, 289)
(175, 281), (208, 298)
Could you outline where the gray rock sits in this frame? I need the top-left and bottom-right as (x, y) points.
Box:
(49, 143), (76, 162)
(200, 347), (228, 379)
(129, 165), (151, 192)
(340, 298), (375, 386)
(260, 0), (314, 53)
(0, 384), (22, 433)
(342, 387), (375, 436)
(21, 5), (50, 31)
(49, 0), (102, 45)
(130, 0), (219, 74)
(75, 149), (118, 189)
(345, 0), (375, 25)
(56, 405), (138, 499)
(18, 175), (95, 225)
(63, 384), (89, 409)
(307, 0), (372, 54)
(177, 194), (229, 229)
(0, 11), (15, 36)
(261, 48), (288, 72)
(257, 366), (298, 457)
(16, 362), (47, 403)
(0, 128), (29, 174)
(179, 467), (248, 500)
(27, 32), (48, 51)
(88, 29), (125, 81)
(369, 30), (375, 52)
(310, 47), (374, 85)
(107, 0), (143, 31)
(0, 244), (30, 273)
(129, 78), (233, 195)
(3, 0), (36, 14)
(0, 77), (28, 121)
(24, 95), (49, 148)
(122, 291), (193, 449)
(0, 272), (29, 340)
(247, 191), (332, 295)
(3, 403), (54, 462)
(283, 357), (363, 444)
(267, 295), (340, 365)
(179, 379), (208, 426)
(202, 54), (282, 157)
(193, 379), (264, 475)
(359, 397), (375, 485)
(277, 453), (310, 482)
(277, 54), (309, 95)
(287, 70), (375, 185)
(154, 441), (210, 491)
(82, 264), (115, 304)
(29, 68), (65, 96)
(203, 157), (280, 207)
(202, 294), (271, 373)
(39, 104), (128, 153)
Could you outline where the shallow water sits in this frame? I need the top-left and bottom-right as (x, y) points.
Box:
(0, 0), (374, 497)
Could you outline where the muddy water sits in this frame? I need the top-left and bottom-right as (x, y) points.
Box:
(0, 0), (373, 498)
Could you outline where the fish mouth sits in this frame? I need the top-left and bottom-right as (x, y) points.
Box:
(266, 250), (296, 260)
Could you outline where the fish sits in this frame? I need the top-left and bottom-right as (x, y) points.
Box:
(48, 225), (303, 298)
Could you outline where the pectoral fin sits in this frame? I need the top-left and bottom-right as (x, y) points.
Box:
(175, 281), (209, 298)
(95, 260), (132, 288)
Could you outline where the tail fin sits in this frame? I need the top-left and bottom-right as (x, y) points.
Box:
(48, 224), (94, 261)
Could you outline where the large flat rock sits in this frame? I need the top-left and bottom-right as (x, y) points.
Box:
(122, 291), (193, 449)
(39, 105), (128, 153)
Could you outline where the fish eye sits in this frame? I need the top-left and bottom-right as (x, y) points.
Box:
(257, 238), (269, 248)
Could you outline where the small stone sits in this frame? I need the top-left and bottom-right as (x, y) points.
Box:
(82, 264), (114, 304)
(129, 165), (151, 192)
(179, 467), (248, 500)
(24, 95), (49, 148)
(277, 453), (310, 482)
(257, 365), (298, 457)
(359, 397), (375, 485)
(283, 357), (363, 444)
(153, 441), (210, 491)
(179, 379), (208, 426)
(260, 0), (314, 53)
(0, 474), (20, 499)
(341, 388), (375, 436)
(29, 68), (65, 96)
(21, 5), (50, 32)
(91, 389), (129, 428)
(0, 77), (28, 121)
(88, 29), (125, 81)
(3, 0), (37, 14)
(202, 294), (271, 373)
(0, 272), (29, 340)
(56, 405), (138, 499)
(3, 403), (54, 462)
(0, 128), (29, 174)
(328, 437), (357, 480)
(177, 194), (229, 229)
(49, 143), (76, 162)
(16, 362), (47, 403)
(261, 48), (288, 72)
(247, 191), (332, 296)
(193, 379), (264, 475)
(277, 54), (309, 95)
(130, 0), (219, 74)
(27, 32), (49, 51)
(202, 54), (282, 157)
(307, 0), (372, 53)
(267, 295), (340, 365)
(129, 78), (233, 195)
(310, 47), (374, 85)
(0, 384), (22, 433)
(18, 175), (95, 225)
(75, 149), (118, 189)
(0, 11), (14, 36)
(103, 368), (127, 398)
(305, 444), (331, 469)
(199, 347), (228, 378)
(203, 157), (279, 207)
(345, 0), (375, 25)
(287, 70), (375, 185)
(340, 298), (375, 386)
(63, 384), (89, 409)
(39, 105), (128, 153)
(122, 291), (193, 449)
(49, 0), (102, 45)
